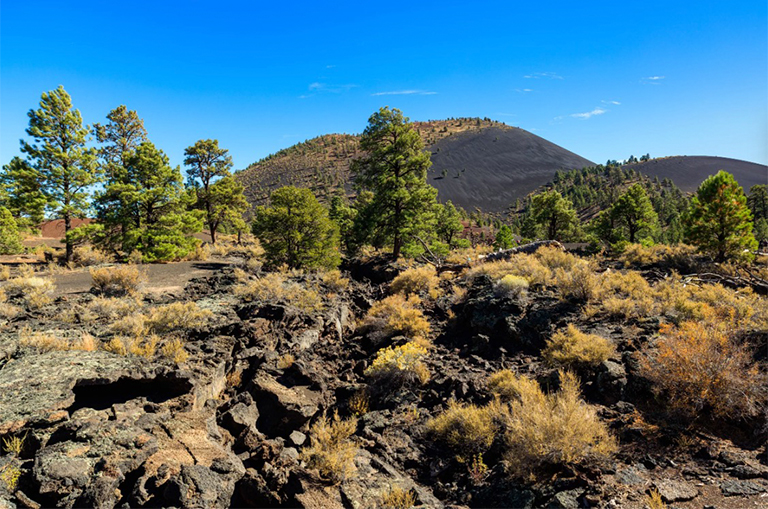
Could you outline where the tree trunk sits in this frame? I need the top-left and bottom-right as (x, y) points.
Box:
(64, 212), (73, 262)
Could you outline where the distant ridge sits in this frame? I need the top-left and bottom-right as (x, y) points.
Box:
(623, 156), (767, 193)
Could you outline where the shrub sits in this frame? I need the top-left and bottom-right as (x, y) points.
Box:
(488, 369), (541, 402)
(466, 255), (551, 286)
(618, 243), (696, 270)
(495, 275), (529, 299)
(283, 285), (325, 314)
(321, 269), (349, 292)
(301, 412), (358, 483)
(362, 295), (430, 342)
(104, 334), (158, 359)
(542, 324), (615, 367)
(553, 264), (600, 301)
(639, 320), (767, 420)
(90, 265), (143, 296)
(234, 273), (325, 314)
(535, 245), (583, 271)
(110, 314), (148, 337)
(73, 245), (113, 266)
(161, 338), (189, 364)
(349, 390), (370, 416)
(145, 302), (212, 333)
(391, 266), (440, 298)
(4, 276), (55, 309)
(0, 266), (11, 281)
(380, 487), (416, 509)
(2, 434), (25, 456)
(427, 400), (501, 461)
(365, 342), (430, 389)
(502, 370), (616, 477)
(0, 289), (20, 320)
(73, 332), (98, 352)
(18, 327), (69, 351)
(87, 296), (141, 319)
(0, 464), (21, 491)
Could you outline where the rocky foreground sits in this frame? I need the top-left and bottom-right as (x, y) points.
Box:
(0, 252), (767, 509)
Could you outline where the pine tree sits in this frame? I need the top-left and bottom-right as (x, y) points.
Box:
(747, 184), (768, 221)
(206, 176), (250, 242)
(435, 201), (466, 249)
(329, 193), (357, 253)
(253, 186), (340, 269)
(494, 224), (515, 249)
(20, 86), (100, 261)
(350, 107), (437, 259)
(684, 171), (757, 262)
(0, 206), (24, 255)
(529, 190), (578, 240)
(610, 183), (658, 243)
(184, 139), (235, 244)
(0, 156), (48, 228)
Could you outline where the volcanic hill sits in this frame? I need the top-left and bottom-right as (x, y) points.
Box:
(622, 156), (767, 193)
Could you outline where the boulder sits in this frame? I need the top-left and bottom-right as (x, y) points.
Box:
(251, 373), (324, 437)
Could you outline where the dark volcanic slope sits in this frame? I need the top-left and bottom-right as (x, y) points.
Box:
(624, 156), (767, 193)
(428, 127), (594, 212)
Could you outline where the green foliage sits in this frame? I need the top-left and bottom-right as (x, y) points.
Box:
(610, 183), (658, 243)
(329, 193), (357, 253)
(20, 86), (100, 261)
(0, 206), (24, 254)
(494, 224), (515, 249)
(207, 176), (250, 239)
(184, 139), (243, 243)
(435, 201), (467, 249)
(253, 186), (340, 269)
(0, 156), (48, 227)
(683, 171), (757, 262)
(351, 107), (438, 259)
(748, 184), (768, 221)
(529, 190), (578, 240)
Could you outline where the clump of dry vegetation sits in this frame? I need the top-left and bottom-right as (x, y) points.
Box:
(494, 274), (529, 299)
(639, 320), (767, 420)
(362, 295), (430, 342)
(301, 412), (358, 483)
(320, 269), (349, 292)
(3, 276), (55, 309)
(618, 243), (696, 270)
(497, 370), (616, 478)
(365, 342), (430, 389)
(380, 487), (416, 509)
(87, 296), (141, 319)
(391, 265), (440, 299)
(542, 324), (615, 367)
(18, 327), (98, 352)
(234, 272), (324, 314)
(90, 265), (143, 296)
(161, 338), (189, 364)
(145, 302), (212, 333)
(427, 400), (503, 461)
(0, 288), (21, 319)
(73, 245), (114, 266)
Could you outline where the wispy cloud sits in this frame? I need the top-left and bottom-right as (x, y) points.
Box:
(300, 82), (357, 98)
(641, 76), (665, 85)
(325, 64), (336, 69)
(523, 72), (563, 80)
(602, 100), (621, 105)
(370, 89), (437, 96)
(514, 88), (533, 93)
(571, 107), (607, 119)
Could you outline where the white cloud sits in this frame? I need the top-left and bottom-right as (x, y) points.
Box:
(524, 72), (563, 80)
(515, 88), (533, 93)
(641, 76), (665, 85)
(645, 76), (664, 80)
(307, 82), (357, 93)
(602, 100), (621, 105)
(570, 107), (607, 119)
(370, 90), (437, 96)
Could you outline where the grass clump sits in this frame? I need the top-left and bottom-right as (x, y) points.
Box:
(2, 434), (25, 456)
(365, 342), (430, 389)
(380, 487), (416, 509)
(362, 294), (430, 342)
(639, 320), (767, 420)
(73, 245), (113, 266)
(553, 264), (600, 302)
(301, 412), (358, 484)
(427, 400), (502, 461)
(391, 265), (440, 298)
(4, 276), (55, 309)
(0, 464), (21, 491)
(494, 370), (616, 478)
(87, 296), (141, 319)
(495, 274), (529, 299)
(542, 324), (615, 367)
(161, 338), (189, 364)
(234, 272), (324, 314)
(320, 269), (349, 292)
(90, 265), (143, 296)
(145, 302), (212, 333)
(18, 327), (69, 352)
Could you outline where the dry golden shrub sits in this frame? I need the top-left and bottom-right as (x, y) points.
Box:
(301, 412), (358, 483)
(487, 369), (540, 402)
(0, 266), (10, 281)
(444, 245), (493, 265)
(0, 464), (21, 491)
(110, 314), (149, 338)
(427, 400), (502, 461)
(73, 245), (113, 266)
(349, 389), (370, 416)
(234, 273), (325, 314)
(380, 487), (416, 509)
(365, 342), (430, 388)
(277, 353), (295, 369)
(104, 334), (159, 359)
(18, 327), (69, 351)
(4, 276), (55, 309)
(363, 294), (430, 342)
(553, 264), (600, 301)
(87, 296), (141, 319)
(146, 302), (212, 333)
(73, 332), (98, 352)
(103, 336), (129, 356)
(466, 255), (551, 286)
(127, 250), (143, 264)
(90, 265), (143, 296)
(645, 488), (667, 509)
(391, 266), (440, 298)
(0, 288), (20, 319)
(495, 275), (529, 299)
(639, 320), (767, 419)
(161, 338), (189, 364)
(535, 246), (584, 271)
(283, 285), (325, 314)
(542, 324), (615, 367)
(321, 269), (349, 292)
(502, 370), (616, 477)
(618, 243), (696, 269)
(187, 243), (211, 261)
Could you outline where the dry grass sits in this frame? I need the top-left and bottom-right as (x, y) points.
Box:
(2, 434), (25, 456)
(87, 296), (141, 319)
(0, 288), (21, 319)
(542, 324), (615, 367)
(535, 246), (584, 271)
(391, 266), (440, 299)
(466, 255), (551, 287)
(104, 334), (159, 359)
(145, 302), (212, 333)
(444, 245), (494, 265)
(362, 294), (430, 342)
(349, 389), (370, 416)
(18, 327), (69, 351)
(320, 269), (349, 292)
(495, 274), (529, 299)
(553, 264), (600, 301)
(127, 250), (143, 264)
(110, 314), (149, 337)
(380, 487), (416, 509)
(301, 412), (358, 483)
(427, 400), (502, 461)
(618, 243), (696, 270)
(3, 276), (55, 309)
(161, 338), (189, 364)
(73, 332), (98, 352)
(365, 342), (430, 389)
(0, 464), (21, 491)
(277, 353), (295, 369)
(0, 266), (10, 281)
(186, 243), (211, 261)
(639, 320), (767, 420)
(645, 488), (667, 509)
(90, 265), (143, 296)
(502, 370), (616, 478)
(73, 245), (114, 266)
(234, 272), (325, 314)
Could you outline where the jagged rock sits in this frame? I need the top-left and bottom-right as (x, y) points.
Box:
(596, 360), (627, 401)
(251, 373), (324, 437)
(546, 489), (584, 509)
(289, 431), (307, 447)
(720, 479), (767, 496)
(729, 464), (766, 479)
(654, 479), (699, 502)
(218, 400), (259, 437)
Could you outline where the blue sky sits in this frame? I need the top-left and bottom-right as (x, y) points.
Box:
(1, 1), (766, 171)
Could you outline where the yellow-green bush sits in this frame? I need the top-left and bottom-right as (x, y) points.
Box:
(427, 400), (502, 461)
(542, 324), (615, 367)
(365, 342), (430, 387)
(73, 245), (113, 266)
(495, 274), (529, 298)
(146, 302), (212, 333)
(3, 276), (55, 309)
(234, 273), (324, 314)
(501, 370), (616, 477)
(90, 265), (143, 296)
(553, 264), (600, 301)
(391, 266), (440, 298)
(363, 294), (430, 342)
(301, 412), (358, 483)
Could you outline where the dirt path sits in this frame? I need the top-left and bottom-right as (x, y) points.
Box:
(51, 260), (232, 297)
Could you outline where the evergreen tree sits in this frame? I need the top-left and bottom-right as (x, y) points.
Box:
(350, 107), (437, 259)
(610, 183), (658, 243)
(494, 224), (515, 249)
(0, 206), (24, 255)
(184, 139), (237, 244)
(328, 193), (357, 253)
(20, 86), (100, 261)
(747, 184), (768, 221)
(529, 190), (578, 240)
(110, 142), (203, 262)
(0, 156), (48, 228)
(435, 201), (466, 249)
(253, 186), (340, 269)
(683, 171), (757, 262)
(206, 176), (250, 242)
(753, 218), (768, 245)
